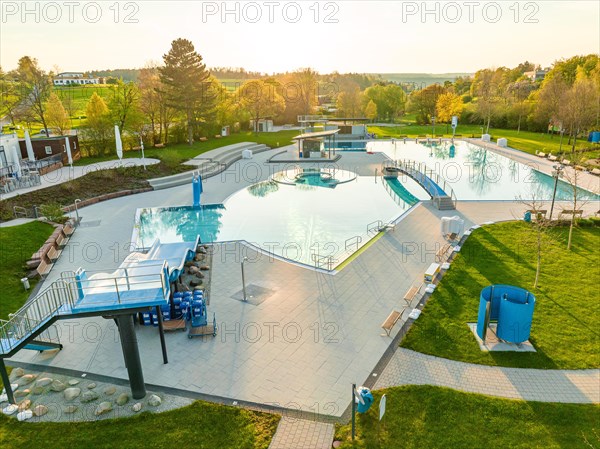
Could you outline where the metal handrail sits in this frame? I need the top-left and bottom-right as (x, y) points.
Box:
(311, 253), (335, 271)
(345, 235), (362, 252)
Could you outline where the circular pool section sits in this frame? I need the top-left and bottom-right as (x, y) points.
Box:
(136, 170), (424, 268)
(271, 167), (358, 187)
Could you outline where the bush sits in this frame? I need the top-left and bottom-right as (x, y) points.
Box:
(38, 202), (66, 223)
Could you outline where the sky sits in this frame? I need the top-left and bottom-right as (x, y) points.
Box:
(1, 1), (599, 74)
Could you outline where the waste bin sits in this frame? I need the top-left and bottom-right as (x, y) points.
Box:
(356, 386), (374, 413)
(524, 211), (531, 222)
(21, 277), (30, 290)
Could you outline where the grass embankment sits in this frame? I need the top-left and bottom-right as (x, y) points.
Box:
(0, 401), (279, 449)
(0, 131), (297, 222)
(368, 125), (599, 160)
(401, 221), (600, 369)
(0, 221), (54, 319)
(335, 386), (600, 449)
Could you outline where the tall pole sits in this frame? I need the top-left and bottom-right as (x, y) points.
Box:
(351, 383), (357, 441)
(549, 165), (562, 220)
(116, 314), (146, 399)
(0, 359), (15, 404)
(140, 135), (146, 170)
(241, 257), (248, 302)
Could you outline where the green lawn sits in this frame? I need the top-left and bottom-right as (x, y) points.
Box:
(0, 400), (279, 449)
(0, 221), (54, 319)
(368, 125), (599, 160)
(401, 221), (600, 369)
(335, 386), (600, 449)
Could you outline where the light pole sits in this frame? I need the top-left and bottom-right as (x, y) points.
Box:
(74, 198), (81, 225)
(139, 135), (147, 170)
(431, 116), (436, 137)
(241, 257), (248, 302)
(549, 164), (564, 220)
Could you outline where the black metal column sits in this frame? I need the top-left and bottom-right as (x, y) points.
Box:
(155, 306), (168, 364)
(0, 359), (15, 404)
(116, 314), (146, 399)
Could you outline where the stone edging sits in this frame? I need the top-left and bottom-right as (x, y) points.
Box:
(62, 188), (153, 213)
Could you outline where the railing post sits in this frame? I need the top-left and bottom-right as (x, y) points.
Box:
(115, 279), (121, 303)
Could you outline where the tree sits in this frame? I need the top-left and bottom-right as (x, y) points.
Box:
(560, 153), (591, 250)
(407, 84), (445, 124)
(138, 66), (162, 143)
(364, 99), (377, 122)
(46, 93), (70, 135)
(364, 84), (407, 122)
(0, 67), (23, 125)
(558, 73), (597, 151)
(159, 38), (213, 145)
(436, 92), (464, 133)
(506, 80), (534, 133)
(533, 73), (568, 131)
(336, 82), (362, 117)
(238, 79), (285, 132)
(83, 92), (112, 155)
(17, 56), (52, 135)
(109, 79), (141, 131)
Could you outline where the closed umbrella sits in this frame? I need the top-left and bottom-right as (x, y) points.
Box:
(115, 125), (123, 160)
(65, 137), (73, 166)
(25, 130), (35, 161)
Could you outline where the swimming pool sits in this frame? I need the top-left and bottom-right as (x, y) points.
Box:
(135, 168), (425, 268)
(372, 140), (599, 201)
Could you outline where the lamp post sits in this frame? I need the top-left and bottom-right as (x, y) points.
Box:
(549, 164), (564, 220)
(241, 257), (248, 302)
(431, 116), (436, 137)
(139, 135), (146, 170)
(74, 198), (81, 225)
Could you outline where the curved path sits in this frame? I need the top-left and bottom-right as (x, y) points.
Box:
(375, 348), (600, 404)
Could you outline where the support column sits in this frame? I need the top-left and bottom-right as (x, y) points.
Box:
(0, 359), (15, 404)
(116, 314), (146, 399)
(155, 306), (168, 364)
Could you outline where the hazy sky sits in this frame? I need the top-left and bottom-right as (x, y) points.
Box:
(1, 1), (598, 73)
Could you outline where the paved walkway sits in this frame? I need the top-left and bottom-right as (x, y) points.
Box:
(268, 418), (335, 449)
(1, 158), (160, 200)
(375, 348), (600, 404)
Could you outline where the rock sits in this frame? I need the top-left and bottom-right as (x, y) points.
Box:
(68, 379), (80, 386)
(87, 383), (97, 390)
(103, 386), (116, 396)
(197, 247), (207, 254)
(200, 265), (210, 271)
(36, 377), (53, 387)
(33, 404), (48, 417)
(189, 279), (201, 287)
(116, 393), (129, 406)
(17, 399), (31, 412)
(189, 265), (199, 274)
(132, 402), (142, 412)
(63, 387), (81, 401)
(81, 390), (99, 403)
(50, 380), (67, 392)
(12, 368), (25, 378)
(2, 404), (18, 415)
(16, 410), (33, 421)
(195, 271), (205, 279)
(184, 261), (194, 267)
(14, 389), (30, 398)
(194, 254), (203, 262)
(17, 374), (36, 386)
(95, 402), (113, 416)
(64, 405), (78, 414)
(0, 394), (7, 403)
(147, 394), (161, 407)
(31, 386), (44, 395)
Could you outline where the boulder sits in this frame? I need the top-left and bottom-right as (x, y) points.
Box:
(33, 404), (48, 417)
(50, 380), (67, 392)
(147, 394), (161, 407)
(0, 394), (7, 403)
(81, 390), (99, 403)
(116, 393), (129, 406)
(87, 383), (97, 390)
(1, 384), (18, 395)
(63, 387), (81, 401)
(103, 386), (116, 396)
(64, 405), (78, 414)
(14, 389), (30, 398)
(189, 265), (199, 274)
(31, 386), (44, 395)
(36, 378), (53, 388)
(195, 271), (205, 279)
(17, 399), (31, 412)
(200, 265), (210, 271)
(132, 402), (143, 412)
(16, 410), (33, 421)
(95, 402), (113, 416)
(68, 379), (80, 386)
(12, 368), (25, 378)
(197, 247), (207, 254)
(2, 404), (18, 415)
(17, 374), (36, 386)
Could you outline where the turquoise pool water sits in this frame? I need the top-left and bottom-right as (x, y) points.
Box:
(136, 169), (424, 268)
(370, 140), (599, 201)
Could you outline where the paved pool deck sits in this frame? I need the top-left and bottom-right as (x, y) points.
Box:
(6, 145), (600, 421)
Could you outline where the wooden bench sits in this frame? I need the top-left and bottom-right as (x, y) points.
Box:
(435, 243), (451, 262)
(56, 232), (69, 248)
(559, 209), (583, 218)
(381, 308), (405, 336)
(527, 209), (547, 220)
(47, 245), (62, 262)
(214, 135), (222, 139)
(403, 284), (423, 306)
(63, 222), (75, 236)
(154, 143), (165, 148)
(36, 257), (54, 279)
(199, 137), (208, 142)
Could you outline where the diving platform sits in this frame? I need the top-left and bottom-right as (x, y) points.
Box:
(0, 238), (199, 404)
(383, 159), (457, 210)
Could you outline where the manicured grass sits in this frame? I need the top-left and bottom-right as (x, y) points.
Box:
(0, 400), (279, 449)
(335, 386), (600, 449)
(368, 125), (598, 159)
(401, 221), (600, 369)
(0, 221), (54, 320)
(74, 130), (298, 166)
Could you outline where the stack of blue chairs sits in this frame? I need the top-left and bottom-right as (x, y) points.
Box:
(173, 292), (184, 319)
(141, 312), (153, 326)
(190, 290), (207, 327)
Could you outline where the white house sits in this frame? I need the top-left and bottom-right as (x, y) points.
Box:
(53, 72), (100, 86)
(0, 133), (22, 176)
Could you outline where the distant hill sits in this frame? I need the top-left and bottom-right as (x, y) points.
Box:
(374, 73), (473, 88)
